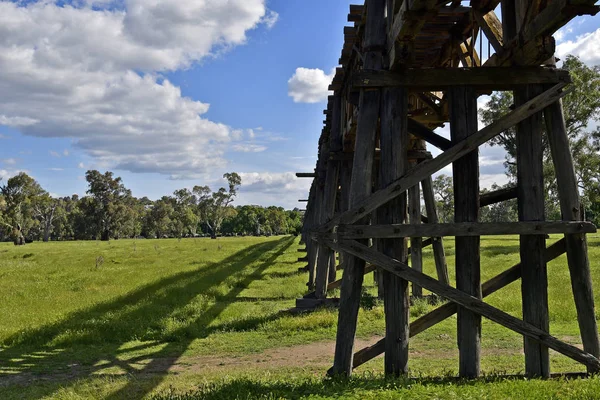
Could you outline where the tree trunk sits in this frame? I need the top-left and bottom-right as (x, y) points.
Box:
(101, 230), (110, 241)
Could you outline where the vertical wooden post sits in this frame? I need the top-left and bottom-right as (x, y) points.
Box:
(315, 95), (343, 299)
(332, 0), (386, 376)
(305, 182), (318, 289)
(378, 86), (410, 376)
(449, 86), (480, 378)
(515, 84), (550, 378)
(421, 177), (449, 285)
(544, 90), (600, 373)
(409, 160), (423, 298)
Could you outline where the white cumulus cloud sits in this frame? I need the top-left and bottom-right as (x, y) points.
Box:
(0, 0), (277, 180)
(288, 67), (335, 103)
(556, 28), (600, 66)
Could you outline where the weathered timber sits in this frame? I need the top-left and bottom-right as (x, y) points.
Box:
(315, 82), (571, 233)
(409, 162), (423, 298)
(522, 0), (600, 45)
(421, 177), (449, 284)
(332, 0), (386, 377)
(379, 86), (410, 375)
(544, 82), (600, 373)
(296, 172), (316, 178)
(480, 186), (518, 207)
(450, 85), (480, 378)
(408, 118), (452, 151)
(473, 10), (503, 52)
(333, 239), (600, 372)
(352, 67), (570, 90)
(336, 221), (596, 239)
(315, 94), (343, 299)
(349, 239), (568, 371)
(515, 83), (550, 378)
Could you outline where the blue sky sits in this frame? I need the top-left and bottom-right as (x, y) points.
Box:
(0, 1), (599, 209)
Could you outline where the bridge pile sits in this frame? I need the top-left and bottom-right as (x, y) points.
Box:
(296, 0), (600, 378)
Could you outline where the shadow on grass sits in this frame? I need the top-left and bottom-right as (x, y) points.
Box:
(147, 373), (590, 400)
(0, 236), (296, 399)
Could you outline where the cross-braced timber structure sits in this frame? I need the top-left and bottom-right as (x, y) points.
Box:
(296, 0), (600, 378)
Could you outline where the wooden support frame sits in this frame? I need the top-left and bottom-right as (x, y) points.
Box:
(353, 67), (570, 90)
(346, 238), (568, 371)
(336, 221), (596, 239)
(329, 238), (600, 372)
(316, 82), (571, 234)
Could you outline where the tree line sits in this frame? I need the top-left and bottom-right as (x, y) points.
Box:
(0, 171), (303, 244)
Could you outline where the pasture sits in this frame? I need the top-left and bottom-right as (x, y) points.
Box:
(1, 235), (600, 399)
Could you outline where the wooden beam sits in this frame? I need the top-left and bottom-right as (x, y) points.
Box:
(480, 186), (518, 207)
(347, 238), (568, 371)
(544, 79), (600, 372)
(315, 82), (572, 234)
(379, 86), (410, 375)
(332, 0), (386, 378)
(296, 173), (316, 178)
(515, 83), (550, 378)
(408, 118), (452, 151)
(353, 67), (570, 90)
(450, 85), (481, 378)
(337, 221), (596, 239)
(473, 10), (503, 53)
(421, 177), (449, 285)
(333, 239), (600, 372)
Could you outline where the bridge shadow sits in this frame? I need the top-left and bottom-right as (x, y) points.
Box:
(0, 236), (296, 399)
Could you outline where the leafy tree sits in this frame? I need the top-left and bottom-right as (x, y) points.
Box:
(431, 174), (454, 223)
(0, 173), (44, 244)
(172, 189), (198, 238)
(480, 55), (600, 222)
(32, 194), (62, 242)
(85, 170), (132, 241)
(146, 197), (174, 239)
(194, 172), (241, 239)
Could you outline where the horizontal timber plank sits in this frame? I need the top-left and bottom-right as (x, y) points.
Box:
(352, 67), (571, 90)
(334, 239), (600, 371)
(296, 173), (316, 178)
(480, 186), (518, 207)
(337, 221), (596, 239)
(315, 82), (572, 232)
(348, 238), (568, 371)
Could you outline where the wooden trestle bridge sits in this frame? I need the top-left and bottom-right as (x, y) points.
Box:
(295, 0), (600, 379)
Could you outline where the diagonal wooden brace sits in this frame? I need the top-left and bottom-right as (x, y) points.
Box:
(316, 82), (572, 234)
(345, 238), (568, 371)
(332, 238), (600, 372)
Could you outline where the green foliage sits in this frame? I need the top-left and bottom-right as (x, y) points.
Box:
(480, 55), (600, 224)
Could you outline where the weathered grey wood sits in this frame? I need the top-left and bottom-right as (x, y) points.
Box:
(336, 221), (596, 239)
(544, 84), (600, 373)
(315, 94), (343, 300)
(332, 0), (386, 377)
(473, 10), (503, 52)
(348, 238), (568, 371)
(450, 85), (480, 378)
(421, 177), (449, 285)
(480, 186), (518, 207)
(315, 82), (571, 233)
(352, 67), (570, 90)
(332, 238), (600, 372)
(409, 162), (423, 298)
(378, 86), (410, 376)
(515, 84), (550, 378)
(408, 118), (452, 151)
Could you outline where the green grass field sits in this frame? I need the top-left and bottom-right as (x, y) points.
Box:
(1, 235), (600, 399)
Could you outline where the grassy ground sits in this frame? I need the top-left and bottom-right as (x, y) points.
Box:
(0, 234), (600, 399)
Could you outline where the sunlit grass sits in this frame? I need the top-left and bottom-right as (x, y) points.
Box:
(0, 234), (599, 399)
